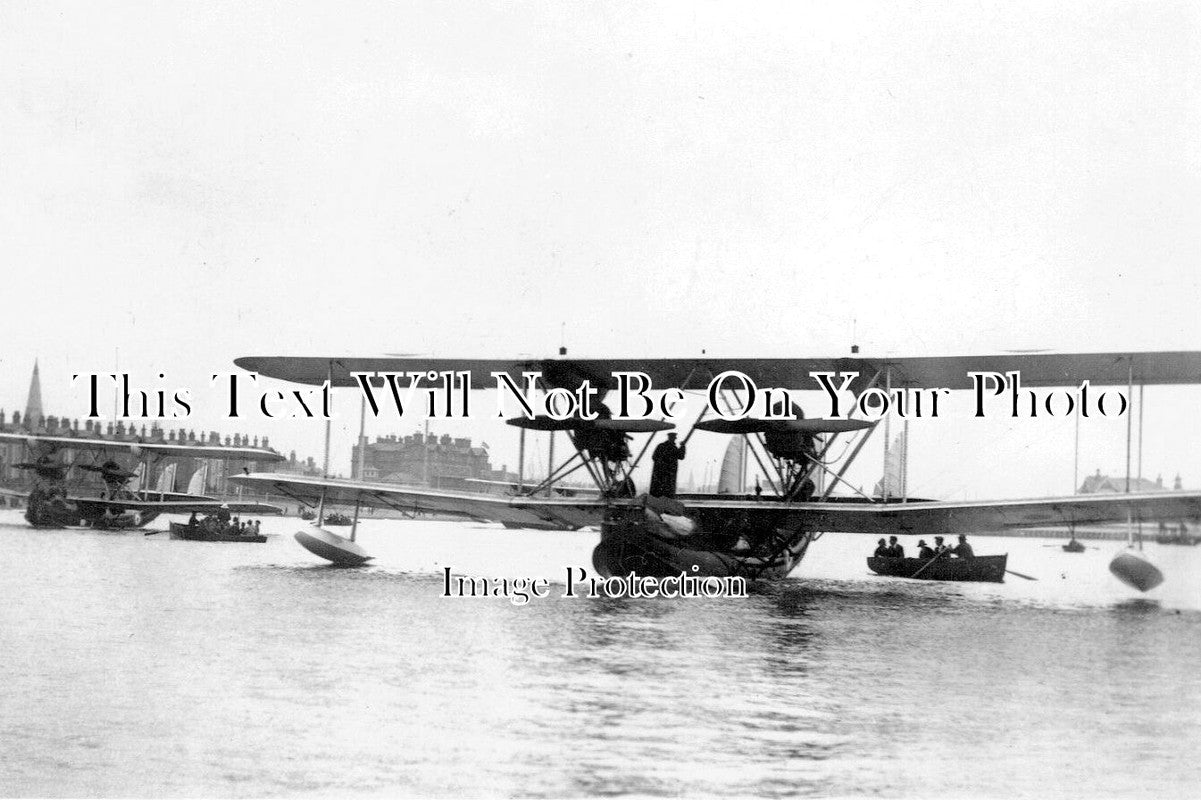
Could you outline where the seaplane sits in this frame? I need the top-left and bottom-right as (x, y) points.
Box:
(0, 431), (285, 528)
(228, 350), (1201, 588)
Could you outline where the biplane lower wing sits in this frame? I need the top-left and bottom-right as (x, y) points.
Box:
(73, 498), (284, 516)
(684, 491), (1201, 535)
(230, 473), (1201, 536)
(0, 486), (281, 516)
(228, 473), (606, 530)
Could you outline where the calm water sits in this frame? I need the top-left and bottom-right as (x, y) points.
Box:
(1, 509), (1199, 798)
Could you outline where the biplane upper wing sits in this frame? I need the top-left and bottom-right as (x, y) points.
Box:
(235, 350), (1201, 392)
(684, 492), (1201, 536)
(0, 432), (285, 462)
(228, 472), (607, 530)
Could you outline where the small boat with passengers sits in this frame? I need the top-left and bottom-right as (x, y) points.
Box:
(867, 554), (1008, 583)
(169, 521), (267, 543)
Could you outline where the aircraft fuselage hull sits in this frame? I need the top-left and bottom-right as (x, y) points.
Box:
(25, 491), (159, 530)
(593, 504), (813, 581)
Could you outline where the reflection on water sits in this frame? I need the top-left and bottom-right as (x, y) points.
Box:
(0, 512), (1199, 798)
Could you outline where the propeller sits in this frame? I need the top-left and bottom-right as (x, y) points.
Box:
(15, 458), (69, 477)
(79, 460), (138, 481)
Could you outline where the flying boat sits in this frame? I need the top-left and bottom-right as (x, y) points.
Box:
(0, 431), (285, 528)
(228, 351), (1201, 587)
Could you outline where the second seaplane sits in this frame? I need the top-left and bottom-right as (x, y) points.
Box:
(228, 350), (1201, 586)
(0, 431), (285, 529)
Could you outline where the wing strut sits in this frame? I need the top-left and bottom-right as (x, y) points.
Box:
(816, 368), (883, 502)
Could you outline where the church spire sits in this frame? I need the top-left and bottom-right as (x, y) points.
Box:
(24, 360), (43, 429)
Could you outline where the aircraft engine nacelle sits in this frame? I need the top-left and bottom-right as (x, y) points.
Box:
(762, 401), (816, 464)
(763, 429), (818, 463)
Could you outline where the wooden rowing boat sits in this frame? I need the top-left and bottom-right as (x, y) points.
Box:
(169, 522), (267, 543)
(867, 554), (1007, 583)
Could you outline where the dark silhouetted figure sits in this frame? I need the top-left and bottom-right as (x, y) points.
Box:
(917, 540), (936, 559)
(887, 536), (904, 558)
(873, 538), (889, 557)
(649, 433), (686, 498)
(952, 534), (974, 558)
(933, 536), (947, 554)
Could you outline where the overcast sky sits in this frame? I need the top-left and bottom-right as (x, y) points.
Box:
(1, 2), (1197, 498)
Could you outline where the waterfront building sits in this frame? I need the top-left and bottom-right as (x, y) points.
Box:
(351, 431), (515, 489)
(1078, 468), (1182, 494)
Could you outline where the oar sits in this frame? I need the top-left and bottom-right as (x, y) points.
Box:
(143, 529), (163, 536)
(1005, 569), (1038, 581)
(910, 549), (946, 579)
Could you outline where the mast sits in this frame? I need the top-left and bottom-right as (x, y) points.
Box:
(1073, 389), (1080, 494)
(356, 394), (367, 480)
(882, 368), (892, 502)
(1124, 357), (1133, 547)
(1137, 381), (1144, 546)
(317, 360), (332, 523)
(422, 418), (430, 486)
(350, 393), (367, 543)
(518, 426), (526, 491)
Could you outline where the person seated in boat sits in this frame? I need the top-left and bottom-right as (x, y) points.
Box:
(951, 534), (974, 558)
(253, 520), (261, 536)
(917, 539), (936, 559)
(216, 504), (231, 526)
(873, 538), (889, 557)
(188, 511), (199, 527)
(933, 536), (947, 554)
(887, 536), (904, 557)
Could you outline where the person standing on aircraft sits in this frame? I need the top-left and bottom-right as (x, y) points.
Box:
(873, 538), (889, 557)
(952, 534), (974, 558)
(886, 536), (904, 558)
(650, 433), (686, 498)
(917, 540), (936, 559)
